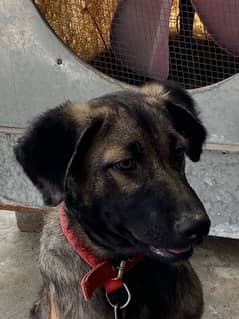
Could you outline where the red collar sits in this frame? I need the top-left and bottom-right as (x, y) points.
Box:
(59, 204), (143, 301)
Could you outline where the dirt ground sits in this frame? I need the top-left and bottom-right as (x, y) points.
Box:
(0, 211), (239, 319)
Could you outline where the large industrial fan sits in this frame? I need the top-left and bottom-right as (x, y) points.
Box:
(34, 0), (239, 88)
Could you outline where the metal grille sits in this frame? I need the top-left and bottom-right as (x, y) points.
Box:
(35, 0), (239, 89)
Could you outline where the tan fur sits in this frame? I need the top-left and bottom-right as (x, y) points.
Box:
(141, 83), (169, 99)
(50, 291), (60, 319)
(67, 102), (112, 126)
(104, 145), (129, 163)
(140, 83), (176, 110)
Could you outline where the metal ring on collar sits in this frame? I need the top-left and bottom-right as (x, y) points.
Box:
(105, 282), (131, 309)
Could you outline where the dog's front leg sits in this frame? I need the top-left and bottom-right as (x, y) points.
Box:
(30, 286), (64, 319)
(49, 290), (61, 319)
(30, 287), (54, 319)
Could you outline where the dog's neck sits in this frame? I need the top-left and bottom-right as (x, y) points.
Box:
(59, 202), (117, 260)
(59, 203), (143, 301)
(59, 203), (106, 266)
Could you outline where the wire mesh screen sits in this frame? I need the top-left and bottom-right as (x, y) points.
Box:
(35, 0), (239, 89)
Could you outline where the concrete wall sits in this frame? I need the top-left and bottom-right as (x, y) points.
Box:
(0, 0), (238, 237)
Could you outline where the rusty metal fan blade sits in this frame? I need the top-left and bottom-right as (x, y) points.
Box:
(111, 0), (172, 80)
(191, 0), (239, 56)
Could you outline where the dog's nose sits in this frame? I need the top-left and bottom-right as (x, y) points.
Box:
(175, 214), (211, 242)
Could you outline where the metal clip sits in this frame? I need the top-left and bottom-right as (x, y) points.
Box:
(105, 260), (131, 314)
(105, 282), (131, 310)
(116, 260), (126, 279)
(114, 304), (119, 319)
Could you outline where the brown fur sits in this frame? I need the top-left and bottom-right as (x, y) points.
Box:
(49, 291), (60, 319)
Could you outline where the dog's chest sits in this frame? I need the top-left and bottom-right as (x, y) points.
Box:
(81, 265), (183, 319)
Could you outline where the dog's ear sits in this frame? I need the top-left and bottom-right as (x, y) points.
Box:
(15, 101), (104, 206)
(63, 119), (104, 209)
(15, 102), (79, 206)
(142, 81), (207, 161)
(165, 100), (206, 162)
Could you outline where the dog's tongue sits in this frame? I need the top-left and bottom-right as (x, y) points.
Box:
(166, 246), (191, 254)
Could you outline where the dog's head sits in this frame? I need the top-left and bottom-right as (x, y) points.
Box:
(15, 81), (210, 263)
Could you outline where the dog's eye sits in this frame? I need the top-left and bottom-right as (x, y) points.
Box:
(113, 159), (137, 171)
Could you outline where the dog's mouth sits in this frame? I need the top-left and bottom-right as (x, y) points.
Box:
(149, 244), (193, 261)
(127, 232), (194, 262)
